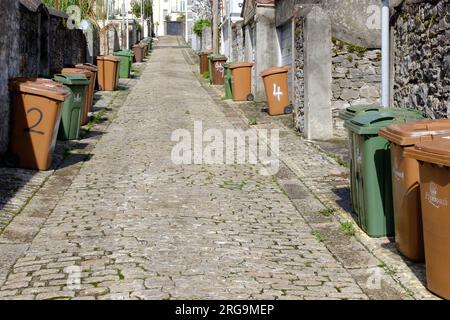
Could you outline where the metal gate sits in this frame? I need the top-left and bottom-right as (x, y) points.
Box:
(278, 22), (293, 101)
(166, 21), (183, 36)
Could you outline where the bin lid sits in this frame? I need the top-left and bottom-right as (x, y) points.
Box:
(344, 112), (399, 135)
(97, 55), (120, 62)
(338, 105), (423, 121)
(230, 62), (254, 69)
(260, 66), (290, 78)
(9, 78), (71, 102)
(405, 138), (450, 167)
(379, 119), (450, 146)
(75, 63), (98, 72)
(338, 104), (381, 121)
(208, 54), (225, 59)
(60, 68), (93, 79)
(54, 74), (90, 86)
(113, 50), (134, 57)
(212, 56), (227, 62)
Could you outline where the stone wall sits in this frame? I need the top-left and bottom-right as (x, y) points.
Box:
(49, 15), (66, 70)
(231, 22), (245, 62)
(293, 17), (305, 131)
(0, 0), (20, 155)
(331, 40), (381, 127)
(18, 7), (41, 77)
(392, 0), (450, 119)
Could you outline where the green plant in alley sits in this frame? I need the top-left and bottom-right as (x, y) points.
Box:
(248, 117), (257, 126)
(311, 230), (324, 242)
(41, 0), (100, 25)
(340, 221), (356, 236)
(202, 71), (210, 79)
(319, 208), (336, 217)
(193, 19), (211, 36)
(87, 108), (107, 131)
(130, 0), (153, 19)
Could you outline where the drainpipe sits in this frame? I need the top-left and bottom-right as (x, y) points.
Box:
(381, 0), (390, 108)
(228, 0), (232, 59)
(126, 0), (130, 48)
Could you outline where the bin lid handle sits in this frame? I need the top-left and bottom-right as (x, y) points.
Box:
(370, 116), (395, 124)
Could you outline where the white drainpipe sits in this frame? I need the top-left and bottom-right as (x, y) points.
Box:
(381, 0), (390, 108)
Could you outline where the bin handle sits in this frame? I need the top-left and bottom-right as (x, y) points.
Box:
(55, 74), (68, 80)
(370, 116), (395, 124)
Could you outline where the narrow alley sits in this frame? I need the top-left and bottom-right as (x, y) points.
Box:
(0, 37), (433, 300)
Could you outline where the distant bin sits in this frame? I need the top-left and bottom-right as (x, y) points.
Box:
(9, 78), (70, 170)
(133, 44), (144, 63)
(260, 67), (292, 116)
(198, 51), (212, 75)
(97, 55), (120, 91)
(230, 62), (254, 102)
(211, 56), (228, 85)
(113, 50), (134, 79)
(75, 63), (99, 112)
(405, 138), (450, 299)
(53, 74), (90, 141)
(344, 111), (424, 237)
(208, 54), (225, 84)
(379, 119), (450, 261)
(58, 68), (93, 126)
(223, 63), (233, 100)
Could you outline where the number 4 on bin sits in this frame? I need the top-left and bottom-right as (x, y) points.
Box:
(25, 108), (44, 135)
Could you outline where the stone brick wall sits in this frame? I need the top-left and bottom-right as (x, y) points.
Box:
(231, 22), (245, 62)
(331, 40), (381, 127)
(19, 8), (41, 77)
(0, 0), (20, 155)
(293, 17), (305, 131)
(392, 0), (450, 119)
(49, 16), (66, 71)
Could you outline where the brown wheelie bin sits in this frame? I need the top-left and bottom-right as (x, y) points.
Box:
(97, 55), (120, 91)
(9, 78), (70, 170)
(379, 119), (450, 262)
(75, 63), (99, 111)
(211, 56), (228, 85)
(58, 68), (93, 126)
(133, 44), (144, 63)
(230, 62), (254, 101)
(198, 51), (212, 75)
(260, 67), (292, 116)
(405, 138), (450, 299)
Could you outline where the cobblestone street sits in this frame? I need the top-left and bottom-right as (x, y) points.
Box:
(0, 37), (434, 300)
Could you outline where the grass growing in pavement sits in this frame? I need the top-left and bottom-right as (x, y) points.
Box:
(87, 108), (107, 131)
(248, 117), (257, 126)
(319, 208), (337, 217)
(340, 221), (356, 236)
(202, 71), (210, 79)
(311, 230), (324, 242)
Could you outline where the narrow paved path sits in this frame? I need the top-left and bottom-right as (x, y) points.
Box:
(0, 37), (367, 300)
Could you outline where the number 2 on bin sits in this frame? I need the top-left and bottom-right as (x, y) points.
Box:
(25, 108), (44, 135)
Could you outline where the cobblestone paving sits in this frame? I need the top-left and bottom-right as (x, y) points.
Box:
(0, 37), (431, 300)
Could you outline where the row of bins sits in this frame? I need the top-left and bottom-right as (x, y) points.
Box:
(6, 40), (152, 171)
(198, 51), (292, 116)
(340, 105), (450, 299)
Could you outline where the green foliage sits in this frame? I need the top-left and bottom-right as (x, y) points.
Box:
(130, 0), (153, 18)
(340, 221), (356, 236)
(41, 0), (101, 26)
(193, 19), (211, 36)
(165, 15), (172, 22)
(177, 14), (186, 22)
(202, 71), (210, 79)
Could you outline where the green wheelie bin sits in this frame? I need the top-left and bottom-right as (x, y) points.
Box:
(344, 111), (424, 237)
(339, 105), (423, 215)
(224, 63), (233, 100)
(53, 74), (90, 140)
(113, 50), (134, 79)
(208, 54), (226, 84)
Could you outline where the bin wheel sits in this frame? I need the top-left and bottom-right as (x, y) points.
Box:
(2, 152), (19, 168)
(246, 94), (254, 102)
(284, 105), (293, 114)
(261, 106), (269, 114)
